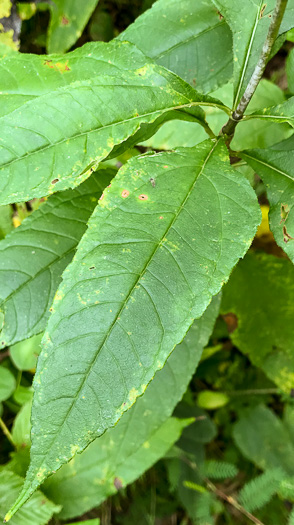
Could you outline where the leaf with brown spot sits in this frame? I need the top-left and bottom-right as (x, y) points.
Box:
(6, 139), (260, 519)
(0, 40), (225, 206)
(242, 135), (294, 263)
(47, 0), (100, 53)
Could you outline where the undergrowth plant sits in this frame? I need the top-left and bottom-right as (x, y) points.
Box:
(0, 0), (294, 523)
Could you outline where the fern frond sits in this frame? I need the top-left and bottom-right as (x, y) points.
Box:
(202, 460), (238, 479)
(166, 458), (181, 492)
(279, 476), (294, 501)
(239, 468), (284, 512)
(183, 480), (207, 494)
(194, 491), (215, 525)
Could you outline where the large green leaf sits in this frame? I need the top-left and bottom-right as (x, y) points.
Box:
(0, 169), (113, 348)
(241, 136), (294, 262)
(221, 251), (294, 392)
(233, 404), (294, 476)
(47, 0), (100, 54)
(212, 0), (294, 109)
(41, 298), (220, 519)
(0, 470), (60, 525)
(118, 0), (233, 94)
(6, 138), (260, 519)
(0, 40), (225, 206)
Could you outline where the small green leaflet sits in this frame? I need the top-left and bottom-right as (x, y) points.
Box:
(241, 135), (294, 262)
(0, 40), (226, 205)
(5, 138), (260, 519)
(0, 169), (114, 348)
(47, 0), (100, 54)
(118, 0), (233, 94)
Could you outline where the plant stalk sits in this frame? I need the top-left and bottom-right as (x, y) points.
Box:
(0, 417), (15, 447)
(222, 0), (288, 140)
(205, 479), (265, 525)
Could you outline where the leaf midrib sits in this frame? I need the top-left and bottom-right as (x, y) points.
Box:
(233, 0), (264, 109)
(242, 152), (294, 181)
(34, 139), (219, 478)
(0, 101), (219, 172)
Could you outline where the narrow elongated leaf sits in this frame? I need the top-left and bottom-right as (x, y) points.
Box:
(287, 48), (294, 93)
(241, 136), (294, 262)
(47, 0), (100, 54)
(6, 139), (260, 519)
(244, 96), (294, 128)
(0, 168), (114, 348)
(42, 298), (220, 519)
(280, 0), (294, 35)
(0, 40), (225, 206)
(0, 470), (60, 525)
(212, 0), (294, 108)
(118, 0), (233, 94)
(221, 252), (294, 392)
(230, 79), (293, 150)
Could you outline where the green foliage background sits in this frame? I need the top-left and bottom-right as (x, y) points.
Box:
(0, 0), (294, 524)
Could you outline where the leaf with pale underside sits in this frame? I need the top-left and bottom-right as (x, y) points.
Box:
(0, 168), (114, 349)
(241, 135), (294, 262)
(5, 138), (260, 520)
(0, 40), (226, 206)
(212, 0), (294, 109)
(118, 0), (233, 94)
(47, 0), (100, 54)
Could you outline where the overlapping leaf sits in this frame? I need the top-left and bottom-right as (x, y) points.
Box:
(231, 81), (293, 150)
(47, 0), (100, 54)
(40, 299), (220, 520)
(212, 0), (294, 108)
(0, 168), (114, 348)
(0, 470), (60, 525)
(244, 96), (294, 128)
(118, 0), (233, 94)
(221, 252), (294, 392)
(6, 138), (261, 519)
(241, 136), (294, 262)
(0, 40), (226, 205)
